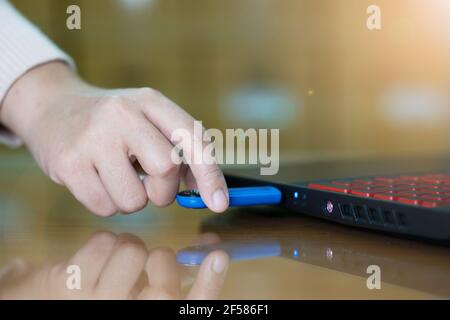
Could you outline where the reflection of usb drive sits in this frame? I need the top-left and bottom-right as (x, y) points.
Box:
(176, 186), (282, 209)
(177, 240), (282, 265)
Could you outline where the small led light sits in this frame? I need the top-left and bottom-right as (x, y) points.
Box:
(293, 249), (300, 257)
(326, 201), (334, 214)
(294, 192), (299, 199)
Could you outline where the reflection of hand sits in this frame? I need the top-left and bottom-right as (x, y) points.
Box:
(138, 247), (228, 300)
(0, 231), (229, 300)
(0, 62), (229, 215)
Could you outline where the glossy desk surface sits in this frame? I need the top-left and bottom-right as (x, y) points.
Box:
(1, 150), (449, 299)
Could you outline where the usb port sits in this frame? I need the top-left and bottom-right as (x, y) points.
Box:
(340, 204), (354, 220)
(368, 208), (382, 225)
(354, 206), (368, 223)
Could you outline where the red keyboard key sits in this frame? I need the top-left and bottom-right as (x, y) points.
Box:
(373, 193), (397, 201)
(420, 200), (450, 208)
(418, 184), (440, 189)
(350, 186), (387, 194)
(421, 201), (440, 208)
(390, 189), (413, 194)
(420, 189), (447, 195)
(308, 183), (349, 193)
(394, 182), (419, 188)
(350, 185), (382, 190)
(370, 188), (390, 193)
(419, 178), (443, 184)
(353, 179), (374, 185)
(349, 190), (376, 197)
(397, 185), (420, 191)
(398, 196), (420, 205)
(371, 188), (407, 194)
(397, 193), (418, 197)
(331, 181), (352, 186)
(420, 195), (449, 201)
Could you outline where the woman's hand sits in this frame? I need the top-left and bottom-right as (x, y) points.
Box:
(0, 62), (229, 215)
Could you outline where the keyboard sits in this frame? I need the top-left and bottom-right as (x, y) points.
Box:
(308, 173), (450, 208)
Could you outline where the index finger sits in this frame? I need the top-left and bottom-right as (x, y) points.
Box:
(138, 89), (229, 212)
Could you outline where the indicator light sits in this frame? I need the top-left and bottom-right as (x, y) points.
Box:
(325, 201), (334, 214)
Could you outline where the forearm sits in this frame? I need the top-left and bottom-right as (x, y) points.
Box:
(0, 1), (74, 144)
(1, 62), (82, 140)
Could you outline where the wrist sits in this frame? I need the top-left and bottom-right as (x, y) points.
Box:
(0, 61), (82, 139)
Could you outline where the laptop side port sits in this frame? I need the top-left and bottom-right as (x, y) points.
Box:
(367, 207), (382, 225)
(339, 204), (354, 220)
(354, 206), (368, 223)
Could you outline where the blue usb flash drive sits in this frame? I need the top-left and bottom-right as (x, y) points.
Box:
(176, 186), (282, 209)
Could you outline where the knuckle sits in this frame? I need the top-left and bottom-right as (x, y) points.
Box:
(118, 192), (148, 213)
(150, 197), (173, 208)
(155, 161), (179, 178)
(91, 202), (117, 217)
(148, 188), (176, 207)
(115, 235), (147, 256)
(139, 87), (163, 100)
(98, 95), (126, 108)
(201, 165), (223, 183)
(152, 198), (173, 208)
(89, 231), (117, 245)
(86, 190), (106, 206)
(52, 152), (81, 180)
(96, 96), (138, 122)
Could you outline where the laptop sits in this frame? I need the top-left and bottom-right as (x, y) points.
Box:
(224, 156), (450, 241)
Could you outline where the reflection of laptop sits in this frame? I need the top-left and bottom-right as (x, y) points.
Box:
(195, 209), (450, 298)
(224, 156), (450, 241)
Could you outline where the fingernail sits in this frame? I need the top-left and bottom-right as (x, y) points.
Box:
(212, 189), (228, 212)
(211, 254), (228, 274)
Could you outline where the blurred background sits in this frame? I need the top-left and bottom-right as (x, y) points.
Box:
(4, 0), (450, 160)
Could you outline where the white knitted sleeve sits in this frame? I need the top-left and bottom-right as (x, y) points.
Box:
(0, 0), (74, 147)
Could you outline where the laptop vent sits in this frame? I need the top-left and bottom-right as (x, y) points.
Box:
(337, 203), (408, 229)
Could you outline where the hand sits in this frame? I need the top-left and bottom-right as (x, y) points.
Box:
(0, 62), (229, 215)
(0, 231), (230, 300)
(138, 247), (229, 300)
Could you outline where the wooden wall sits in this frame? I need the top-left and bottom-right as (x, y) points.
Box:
(5, 0), (450, 158)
